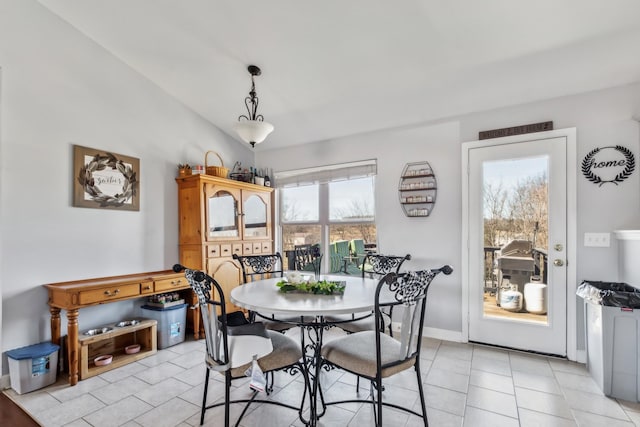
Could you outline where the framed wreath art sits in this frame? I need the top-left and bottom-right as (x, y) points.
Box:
(73, 145), (140, 211)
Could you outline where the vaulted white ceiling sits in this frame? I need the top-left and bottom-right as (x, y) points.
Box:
(39, 0), (640, 150)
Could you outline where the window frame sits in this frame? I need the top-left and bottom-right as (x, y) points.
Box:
(278, 175), (377, 273)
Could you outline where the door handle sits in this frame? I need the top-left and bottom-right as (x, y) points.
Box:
(553, 259), (564, 267)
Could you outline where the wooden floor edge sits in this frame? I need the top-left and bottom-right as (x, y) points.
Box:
(1, 390), (41, 426)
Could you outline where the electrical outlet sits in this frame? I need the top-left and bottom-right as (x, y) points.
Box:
(584, 232), (611, 247)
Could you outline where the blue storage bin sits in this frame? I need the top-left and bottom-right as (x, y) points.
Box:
(7, 342), (59, 394)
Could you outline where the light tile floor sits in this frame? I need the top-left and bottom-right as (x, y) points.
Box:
(5, 328), (640, 427)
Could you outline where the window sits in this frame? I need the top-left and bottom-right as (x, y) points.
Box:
(329, 178), (375, 222)
(277, 161), (377, 275)
(281, 184), (319, 222)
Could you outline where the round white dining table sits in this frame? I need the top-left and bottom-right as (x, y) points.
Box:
(230, 274), (382, 318)
(230, 273), (383, 426)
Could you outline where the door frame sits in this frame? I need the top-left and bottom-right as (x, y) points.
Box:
(461, 128), (578, 361)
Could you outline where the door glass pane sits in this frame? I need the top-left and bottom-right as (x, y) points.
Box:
(243, 195), (267, 237)
(482, 156), (549, 324)
(208, 191), (239, 238)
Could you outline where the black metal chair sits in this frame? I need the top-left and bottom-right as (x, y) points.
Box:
(332, 253), (412, 337)
(293, 244), (323, 277)
(174, 264), (309, 427)
(232, 252), (300, 332)
(360, 253), (412, 335)
(320, 265), (453, 427)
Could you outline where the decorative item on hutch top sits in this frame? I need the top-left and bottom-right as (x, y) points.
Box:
(234, 65), (274, 148)
(73, 145), (139, 211)
(177, 164), (192, 177)
(204, 150), (229, 178)
(398, 161), (437, 217)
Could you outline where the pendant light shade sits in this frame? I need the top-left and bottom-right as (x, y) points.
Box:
(235, 65), (273, 147)
(234, 120), (274, 147)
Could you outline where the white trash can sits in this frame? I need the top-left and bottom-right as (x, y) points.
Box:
(578, 281), (640, 401)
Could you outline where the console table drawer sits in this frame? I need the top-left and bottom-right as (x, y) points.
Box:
(154, 277), (188, 292)
(79, 283), (141, 305)
(140, 281), (154, 294)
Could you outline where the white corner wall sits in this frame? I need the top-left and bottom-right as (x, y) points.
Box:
(0, 0), (253, 374)
(258, 82), (640, 352)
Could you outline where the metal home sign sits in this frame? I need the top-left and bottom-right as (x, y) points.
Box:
(581, 145), (635, 186)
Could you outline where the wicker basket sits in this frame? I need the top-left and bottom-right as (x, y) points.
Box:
(205, 151), (229, 178)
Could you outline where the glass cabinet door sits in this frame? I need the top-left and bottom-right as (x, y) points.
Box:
(206, 188), (240, 240)
(242, 192), (270, 239)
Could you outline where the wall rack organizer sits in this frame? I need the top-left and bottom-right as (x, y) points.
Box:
(399, 161), (437, 217)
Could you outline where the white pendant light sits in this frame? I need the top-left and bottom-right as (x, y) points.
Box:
(235, 65), (274, 147)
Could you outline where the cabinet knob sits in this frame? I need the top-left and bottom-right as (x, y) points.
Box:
(104, 289), (120, 296)
(171, 280), (182, 286)
(144, 285), (151, 290)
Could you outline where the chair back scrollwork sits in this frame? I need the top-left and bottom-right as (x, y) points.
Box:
(233, 252), (284, 283)
(363, 253), (411, 279)
(177, 265), (229, 371)
(375, 266), (452, 363)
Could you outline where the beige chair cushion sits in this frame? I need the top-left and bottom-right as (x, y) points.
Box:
(321, 330), (415, 378)
(230, 330), (302, 378)
(326, 312), (390, 334)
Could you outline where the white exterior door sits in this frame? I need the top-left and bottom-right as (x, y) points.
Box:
(464, 133), (569, 356)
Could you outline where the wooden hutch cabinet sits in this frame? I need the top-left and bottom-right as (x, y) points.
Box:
(176, 174), (274, 315)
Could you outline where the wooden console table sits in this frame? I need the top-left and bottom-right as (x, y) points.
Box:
(44, 269), (195, 386)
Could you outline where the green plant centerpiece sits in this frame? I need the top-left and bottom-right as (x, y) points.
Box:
(277, 272), (346, 295)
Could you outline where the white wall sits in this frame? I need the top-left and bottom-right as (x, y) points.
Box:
(258, 121), (463, 333)
(258, 83), (640, 348)
(0, 0), (253, 374)
(0, 67), (3, 377)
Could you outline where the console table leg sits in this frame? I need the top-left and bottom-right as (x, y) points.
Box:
(49, 307), (61, 346)
(67, 309), (79, 386)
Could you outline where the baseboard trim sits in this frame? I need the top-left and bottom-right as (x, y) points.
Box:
(575, 349), (587, 364)
(391, 322), (464, 343)
(1, 374), (11, 390)
(423, 327), (464, 343)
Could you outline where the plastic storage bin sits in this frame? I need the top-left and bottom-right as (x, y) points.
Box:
(141, 303), (187, 349)
(7, 342), (59, 394)
(577, 281), (640, 401)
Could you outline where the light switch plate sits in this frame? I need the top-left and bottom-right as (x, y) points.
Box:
(584, 232), (610, 247)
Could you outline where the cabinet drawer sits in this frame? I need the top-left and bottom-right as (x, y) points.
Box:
(261, 241), (272, 253)
(220, 244), (232, 257)
(253, 242), (262, 253)
(232, 244), (243, 257)
(140, 281), (154, 294)
(154, 277), (188, 292)
(243, 243), (253, 254)
(206, 244), (220, 258)
(79, 283), (141, 305)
